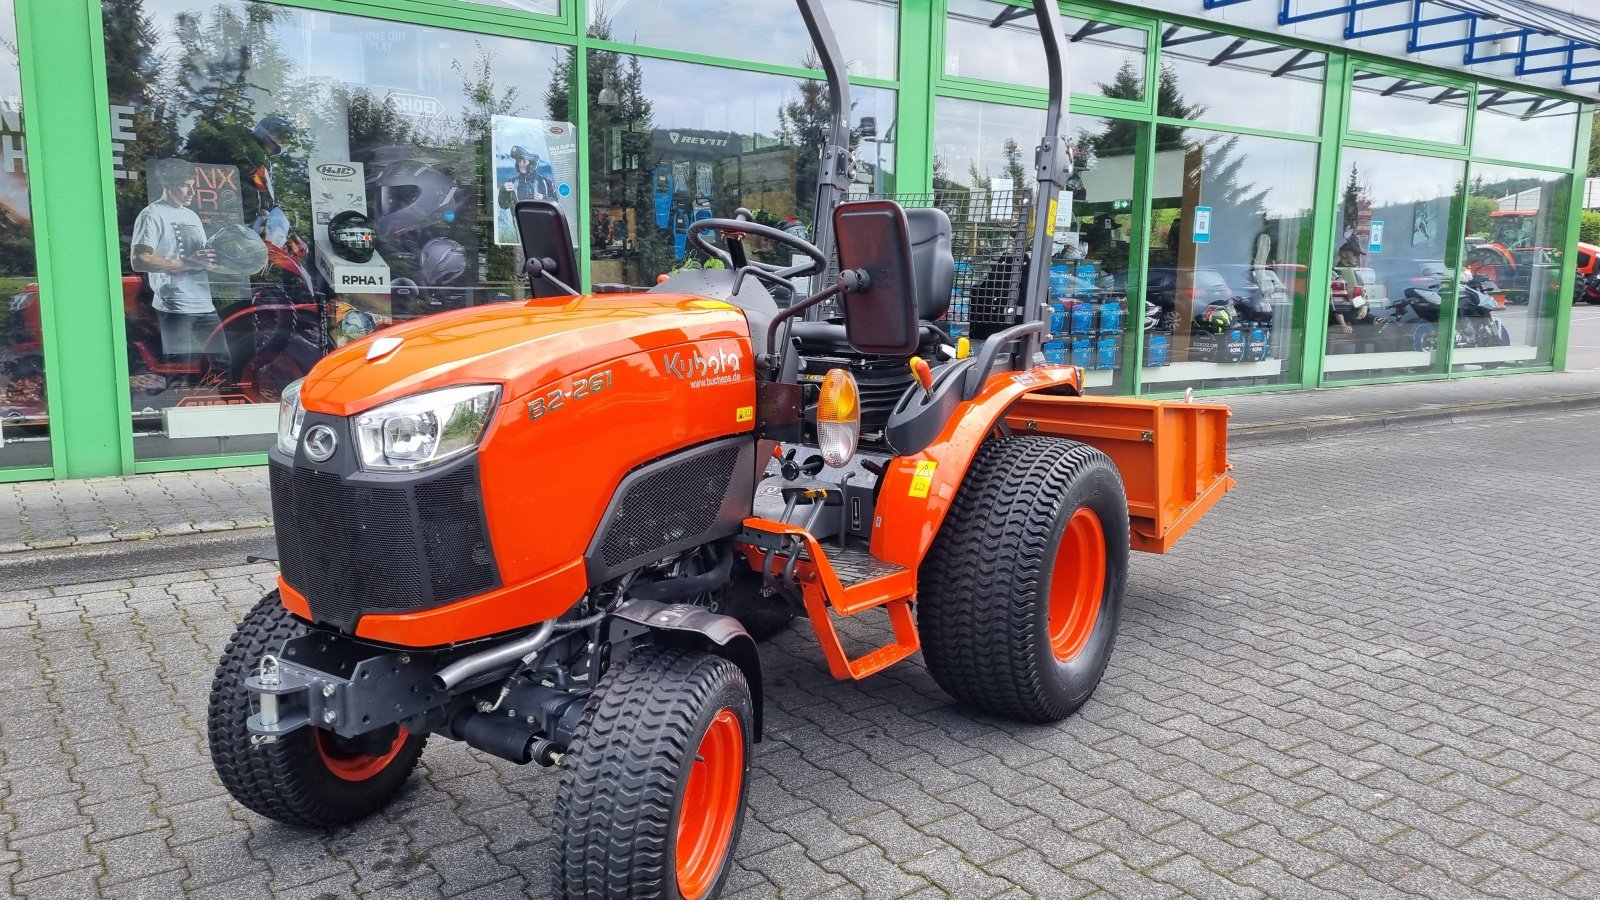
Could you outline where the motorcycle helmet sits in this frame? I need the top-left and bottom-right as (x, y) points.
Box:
(1198, 305), (1233, 333)
(328, 210), (378, 263)
(337, 308), (377, 343)
(252, 115), (297, 157)
(369, 160), (468, 244)
(419, 237), (467, 285)
(205, 223), (270, 276)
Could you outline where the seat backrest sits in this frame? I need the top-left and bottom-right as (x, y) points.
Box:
(905, 207), (955, 321)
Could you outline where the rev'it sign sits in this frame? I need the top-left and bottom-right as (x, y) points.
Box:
(652, 128), (741, 160)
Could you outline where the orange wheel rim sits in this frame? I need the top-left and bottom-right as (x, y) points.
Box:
(1048, 508), (1106, 662)
(314, 725), (409, 782)
(675, 708), (744, 900)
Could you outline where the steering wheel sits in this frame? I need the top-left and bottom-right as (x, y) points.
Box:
(686, 217), (828, 280)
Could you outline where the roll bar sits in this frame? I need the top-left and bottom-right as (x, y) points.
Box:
(794, 0), (856, 278)
(1015, 0), (1073, 362)
(796, 0), (1073, 357)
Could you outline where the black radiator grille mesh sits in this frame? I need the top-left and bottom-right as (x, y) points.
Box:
(269, 458), (496, 630)
(599, 446), (739, 570)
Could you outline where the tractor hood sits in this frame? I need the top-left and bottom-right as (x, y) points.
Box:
(299, 293), (751, 417)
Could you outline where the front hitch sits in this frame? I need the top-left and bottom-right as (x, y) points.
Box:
(243, 636), (441, 742)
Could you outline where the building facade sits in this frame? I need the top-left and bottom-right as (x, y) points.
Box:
(0, 0), (1594, 481)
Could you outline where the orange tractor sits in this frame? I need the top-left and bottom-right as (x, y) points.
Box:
(207, 0), (1232, 895)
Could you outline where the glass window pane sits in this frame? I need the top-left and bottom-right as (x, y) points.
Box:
(594, 0), (898, 80)
(455, 0), (558, 15)
(1158, 27), (1324, 135)
(0, 0), (47, 469)
(1473, 89), (1578, 168)
(1457, 163), (1571, 370)
(1143, 128), (1318, 392)
(944, 0), (1147, 102)
(103, 0), (570, 462)
(1348, 71), (1468, 144)
(587, 51), (894, 287)
(934, 97), (1142, 394)
(1323, 148), (1463, 380)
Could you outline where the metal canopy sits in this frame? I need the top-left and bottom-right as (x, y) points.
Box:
(1197, 0), (1600, 94)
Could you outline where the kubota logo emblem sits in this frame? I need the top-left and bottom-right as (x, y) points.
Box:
(303, 425), (338, 462)
(661, 346), (743, 388)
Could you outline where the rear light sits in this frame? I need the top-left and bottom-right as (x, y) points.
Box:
(815, 368), (860, 468)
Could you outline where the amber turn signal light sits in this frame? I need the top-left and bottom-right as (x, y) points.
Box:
(815, 368), (861, 468)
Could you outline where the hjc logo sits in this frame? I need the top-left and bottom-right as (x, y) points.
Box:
(661, 346), (742, 380)
(341, 274), (383, 286)
(317, 164), (356, 178)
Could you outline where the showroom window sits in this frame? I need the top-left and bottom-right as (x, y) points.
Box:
(585, 51), (894, 288)
(1142, 128), (1317, 392)
(943, 0), (1147, 102)
(0, 0), (44, 471)
(933, 97), (1141, 393)
(1157, 27), (1325, 135)
(594, 0), (899, 80)
(1348, 71), (1469, 145)
(1322, 148), (1463, 381)
(102, 0), (570, 462)
(1473, 89), (1578, 168)
(1458, 163), (1571, 371)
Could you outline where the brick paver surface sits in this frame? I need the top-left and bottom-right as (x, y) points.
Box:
(3, 408), (1599, 898)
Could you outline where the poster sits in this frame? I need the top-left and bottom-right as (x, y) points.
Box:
(1193, 206), (1212, 244)
(1368, 220), (1385, 254)
(145, 161), (243, 231)
(491, 115), (579, 246)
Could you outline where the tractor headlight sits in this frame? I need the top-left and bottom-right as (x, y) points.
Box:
(352, 384), (500, 472)
(815, 368), (860, 468)
(276, 379), (306, 455)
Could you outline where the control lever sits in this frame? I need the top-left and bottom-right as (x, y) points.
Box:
(909, 356), (935, 399)
(777, 447), (801, 481)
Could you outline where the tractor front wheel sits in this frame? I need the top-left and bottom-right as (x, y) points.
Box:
(918, 436), (1129, 722)
(555, 646), (753, 900)
(207, 593), (427, 828)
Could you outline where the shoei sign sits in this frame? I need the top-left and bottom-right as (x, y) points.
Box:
(652, 128), (741, 160)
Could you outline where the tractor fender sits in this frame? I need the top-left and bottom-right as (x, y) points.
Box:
(609, 597), (763, 739)
(868, 364), (1082, 570)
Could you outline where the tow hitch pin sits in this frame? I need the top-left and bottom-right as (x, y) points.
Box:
(258, 654), (281, 728)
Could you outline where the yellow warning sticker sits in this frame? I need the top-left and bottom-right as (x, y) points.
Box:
(908, 460), (938, 498)
(736, 405), (754, 423)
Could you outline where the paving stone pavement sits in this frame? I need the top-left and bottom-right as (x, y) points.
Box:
(3, 407), (1599, 898)
(0, 467), (271, 553)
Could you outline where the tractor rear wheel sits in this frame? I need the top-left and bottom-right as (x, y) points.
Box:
(918, 436), (1128, 722)
(207, 593), (427, 828)
(555, 646), (753, 900)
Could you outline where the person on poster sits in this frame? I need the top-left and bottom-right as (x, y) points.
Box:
(499, 145), (557, 205)
(131, 159), (225, 363)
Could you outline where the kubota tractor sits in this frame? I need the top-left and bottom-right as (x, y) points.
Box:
(206, 1), (1233, 896)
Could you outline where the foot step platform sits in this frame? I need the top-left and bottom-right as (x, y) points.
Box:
(737, 518), (919, 680)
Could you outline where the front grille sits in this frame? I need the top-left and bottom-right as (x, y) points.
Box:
(270, 457), (498, 632)
(599, 445), (740, 570)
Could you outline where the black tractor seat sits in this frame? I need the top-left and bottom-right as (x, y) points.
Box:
(794, 206), (955, 356)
